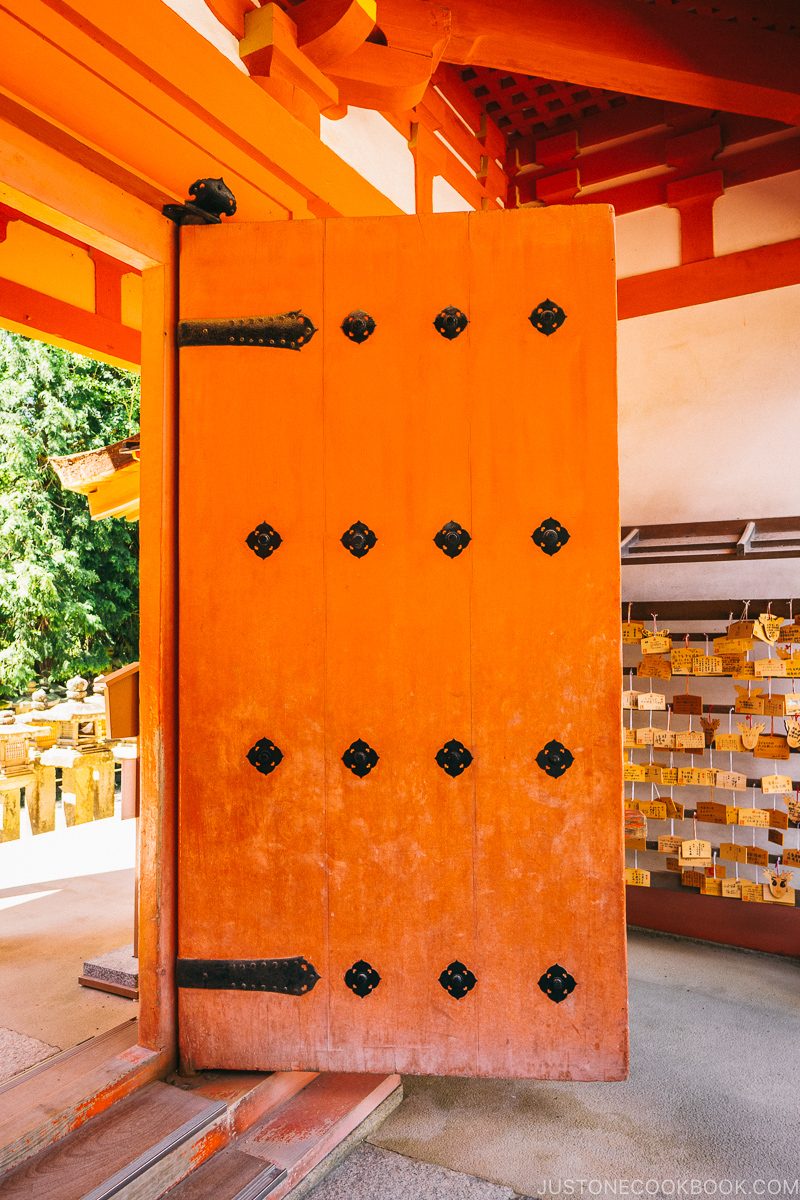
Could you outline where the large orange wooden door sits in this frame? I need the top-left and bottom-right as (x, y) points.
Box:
(177, 208), (627, 1079)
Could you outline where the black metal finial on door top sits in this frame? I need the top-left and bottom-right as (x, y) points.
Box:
(435, 739), (473, 778)
(536, 740), (574, 779)
(345, 960), (381, 997)
(439, 960), (476, 999)
(538, 963), (576, 1004)
(434, 306), (468, 340)
(342, 739), (379, 778)
(434, 520), (471, 559)
(529, 299), (567, 336)
(246, 737), (284, 776)
(532, 517), (570, 556)
(341, 520), (377, 558)
(246, 521), (282, 560)
(341, 310), (376, 343)
(163, 177), (237, 226)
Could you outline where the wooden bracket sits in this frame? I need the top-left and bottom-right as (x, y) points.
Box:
(240, 4), (341, 130)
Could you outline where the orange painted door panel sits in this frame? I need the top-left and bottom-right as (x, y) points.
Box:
(177, 208), (627, 1079)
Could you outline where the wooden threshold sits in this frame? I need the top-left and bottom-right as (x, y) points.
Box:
(164, 1073), (403, 1200)
(0, 1020), (166, 1176)
(0, 1081), (226, 1200)
(0, 1061), (401, 1200)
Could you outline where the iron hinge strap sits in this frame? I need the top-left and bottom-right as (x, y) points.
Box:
(177, 311), (317, 350)
(176, 956), (321, 995)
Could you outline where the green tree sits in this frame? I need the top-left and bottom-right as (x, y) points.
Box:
(0, 331), (139, 698)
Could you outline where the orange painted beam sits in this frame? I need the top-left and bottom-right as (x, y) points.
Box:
(378, 0), (800, 123)
(617, 237), (800, 320)
(0, 0), (402, 221)
(517, 133), (800, 215)
(514, 116), (781, 194)
(0, 104), (171, 268)
(0, 275), (141, 366)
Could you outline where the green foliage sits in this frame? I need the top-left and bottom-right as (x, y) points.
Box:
(0, 331), (139, 698)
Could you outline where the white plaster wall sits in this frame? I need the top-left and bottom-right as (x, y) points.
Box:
(618, 282), (800, 524)
(321, 110), (415, 213)
(620, 557), (800, 603)
(714, 170), (800, 256)
(615, 205), (681, 278)
(432, 175), (472, 213)
(618, 273), (800, 600)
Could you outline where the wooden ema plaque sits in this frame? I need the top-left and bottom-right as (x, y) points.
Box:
(673, 693), (703, 716)
(177, 210), (626, 1080)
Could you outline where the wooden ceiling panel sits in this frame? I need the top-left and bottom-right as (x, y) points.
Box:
(457, 67), (630, 140)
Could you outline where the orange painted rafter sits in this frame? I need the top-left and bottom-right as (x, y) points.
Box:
(617, 237), (800, 320)
(410, 121), (503, 210)
(0, 0), (402, 222)
(415, 90), (506, 201)
(0, 276), (141, 367)
(377, 0), (800, 123)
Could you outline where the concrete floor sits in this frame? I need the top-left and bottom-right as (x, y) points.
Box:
(315, 931), (800, 1196)
(0, 804), (136, 1060)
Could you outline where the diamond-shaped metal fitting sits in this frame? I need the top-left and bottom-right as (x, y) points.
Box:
(245, 521), (282, 560)
(538, 963), (576, 1004)
(439, 960), (476, 999)
(434, 305), (468, 340)
(341, 520), (377, 559)
(536, 740), (574, 779)
(434, 520), (471, 559)
(342, 738), (379, 778)
(246, 737), (283, 776)
(345, 960), (381, 997)
(341, 310), (376, 344)
(532, 517), (570, 557)
(529, 298), (567, 336)
(436, 739), (473, 778)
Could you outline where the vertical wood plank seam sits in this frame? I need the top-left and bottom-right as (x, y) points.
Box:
(169, 223), (180, 1059)
(321, 220), (332, 1066)
(466, 212), (480, 1076)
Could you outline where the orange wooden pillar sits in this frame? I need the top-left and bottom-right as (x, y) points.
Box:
(137, 250), (179, 1060)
